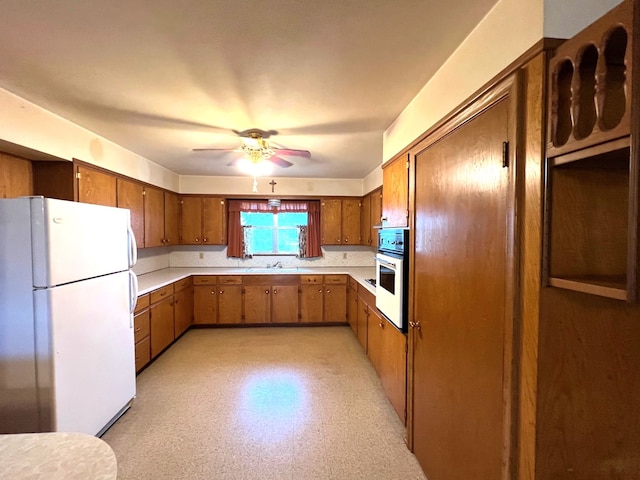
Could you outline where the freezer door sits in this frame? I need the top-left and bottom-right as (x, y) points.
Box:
(34, 271), (136, 435)
(31, 197), (135, 288)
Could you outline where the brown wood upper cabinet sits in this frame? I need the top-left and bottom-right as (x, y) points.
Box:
(361, 187), (382, 246)
(164, 192), (180, 246)
(76, 164), (117, 207)
(382, 154), (409, 227)
(144, 186), (165, 248)
(543, 0), (639, 302)
(320, 197), (361, 245)
(116, 178), (145, 246)
(180, 196), (227, 245)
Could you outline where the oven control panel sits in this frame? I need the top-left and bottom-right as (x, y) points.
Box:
(378, 228), (408, 256)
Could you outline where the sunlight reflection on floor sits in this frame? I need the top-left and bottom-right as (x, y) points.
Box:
(238, 369), (308, 442)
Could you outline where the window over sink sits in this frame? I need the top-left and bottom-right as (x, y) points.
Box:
(241, 211), (308, 255)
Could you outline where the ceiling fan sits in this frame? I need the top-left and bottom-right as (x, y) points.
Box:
(192, 128), (311, 169)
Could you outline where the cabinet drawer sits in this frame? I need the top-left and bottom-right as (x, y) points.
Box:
(150, 284), (174, 304)
(348, 276), (358, 290)
(193, 275), (218, 285)
(134, 310), (150, 343)
(325, 274), (347, 285)
(300, 275), (323, 284)
(135, 336), (151, 372)
(218, 276), (242, 285)
(134, 294), (150, 314)
(174, 277), (192, 291)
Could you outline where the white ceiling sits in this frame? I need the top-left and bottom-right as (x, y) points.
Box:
(0, 0), (498, 179)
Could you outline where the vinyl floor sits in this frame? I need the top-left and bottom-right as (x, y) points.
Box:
(102, 327), (427, 479)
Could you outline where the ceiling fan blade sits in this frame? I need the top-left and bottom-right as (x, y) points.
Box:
(273, 148), (311, 158)
(226, 159), (240, 167)
(192, 148), (240, 152)
(269, 156), (293, 168)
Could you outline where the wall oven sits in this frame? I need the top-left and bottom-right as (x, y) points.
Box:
(375, 228), (409, 332)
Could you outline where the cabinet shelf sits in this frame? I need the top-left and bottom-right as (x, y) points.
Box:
(544, 137), (632, 301)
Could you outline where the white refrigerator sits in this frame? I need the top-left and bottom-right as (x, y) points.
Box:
(0, 197), (138, 436)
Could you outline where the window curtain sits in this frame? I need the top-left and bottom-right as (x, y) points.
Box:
(227, 199), (322, 258)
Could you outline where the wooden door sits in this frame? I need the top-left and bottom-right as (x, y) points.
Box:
(116, 178), (144, 246)
(202, 196), (225, 244)
(76, 165), (116, 207)
(150, 297), (174, 358)
(412, 99), (510, 480)
(218, 285), (243, 324)
(244, 285), (271, 324)
(370, 187), (382, 247)
(164, 192), (180, 246)
(144, 186), (165, 248)
(347, 285), (359, 335)
(341, 198), (361, 245)
(173, 288), (191, 337)
(321, 198), (342, 245)
(356, 297), (368, 351)
(360, 193), (371, 245)
(181, 196), (202, 244)
(382, 156), (408, 227)
(380, 318), (407, 423)
(271, 285), (299, 323)
(299, 285), (323, 323)
(324, 284), (347, 322)
(193, 285), (217, 324)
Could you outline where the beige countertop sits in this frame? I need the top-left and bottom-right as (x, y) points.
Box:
(137, 266), (377, 296)
(0, 432), (117, 480)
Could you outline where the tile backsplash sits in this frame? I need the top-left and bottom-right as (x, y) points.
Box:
(134, 245), (375, 275)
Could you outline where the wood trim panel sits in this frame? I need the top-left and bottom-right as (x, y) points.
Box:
(0, 152), (33, 198)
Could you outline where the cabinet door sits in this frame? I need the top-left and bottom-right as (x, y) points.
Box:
(218, 285), (243, 324)
(1, 152), (33, 198)
(144, 186), (165, 248)
(173, 288), (192, 337)
(321, 198), (342, 245)
(150, 297), (174, 358)
(244, 285), (271, 324)
(181, 196), (203, 244)
(347, 285), (358, 336)
(370, 187), (382, 247)
(116, 178), (145, 247)
(380, 318), (407, 422)
(367, 307), (385, 376)
(360, 194), (371, 245)
(382, 156), (409, 227)
(299, 285), (324, 323)
(202, 196), (226, 244)
(76, 165), (116, 207)
(342, 198), (361, 245)
(356, 297), (368, 351)
(164, 192), (180, 246)
(272, 285), (299, 323)
(194, 285), (217, 324)
(324, 284), (347, 322)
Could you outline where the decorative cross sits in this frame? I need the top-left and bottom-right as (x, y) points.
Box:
(269, 180), (277, 193)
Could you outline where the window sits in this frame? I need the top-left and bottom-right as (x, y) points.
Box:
(241, 211), (308, 255)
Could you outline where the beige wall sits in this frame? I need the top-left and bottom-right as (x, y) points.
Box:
(0, 87), (179, 191)
(383, 0), (623, 162)
(362, 166), (383, 194)
(179, 175), (364, 197)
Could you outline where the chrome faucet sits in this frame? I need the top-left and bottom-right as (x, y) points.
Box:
(267, 261), (283, 269)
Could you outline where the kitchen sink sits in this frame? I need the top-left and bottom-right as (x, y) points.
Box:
(244, 267), (299, 273)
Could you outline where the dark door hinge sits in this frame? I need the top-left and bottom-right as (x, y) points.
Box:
(502, 141), (509, 168)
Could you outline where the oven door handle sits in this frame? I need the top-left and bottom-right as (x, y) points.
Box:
(375, 256), (397, 270)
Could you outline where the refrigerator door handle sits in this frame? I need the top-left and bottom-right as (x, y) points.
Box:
(128, 271), (139, 319)
(127, 225), (138, 269)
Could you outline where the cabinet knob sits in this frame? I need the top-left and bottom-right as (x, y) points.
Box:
(210, 290), (215, 295)
(203, 238), (208, 243)
(409, 321), (421, 330)
(195, 238), (200, 243)
(379, 321), (384, 328)
(273, 290), (277, 294)
(318, 289), (323, 294)
(345, 238), (348, 243)
(337, 239), (341, 243)
(326, 289), (331, 294)
(265, 290), (270, 294)
(219, 290), (224, 294)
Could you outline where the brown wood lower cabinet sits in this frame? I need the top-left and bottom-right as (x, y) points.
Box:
(174, 279), (193, 337)
(299, 285), (324, 323)
(133, 293), (151, 372)
(244, 284), (271, 324)
(150, 294), (175, 358)
(193, 276), (218, 324)
(358, 285), (406, 423)
(300, 274), (347, 323)
(347, 279), (359, 337)
(270, 283), (299, 324)
(218, 280), (243, 324)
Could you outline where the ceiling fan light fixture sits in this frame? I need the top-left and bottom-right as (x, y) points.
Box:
(237, 157), (273, 177)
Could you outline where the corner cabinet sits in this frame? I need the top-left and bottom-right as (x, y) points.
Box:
(544, 0), (639, 301)
(382, 154), (409, 227)
(180, 195), (227, 245)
